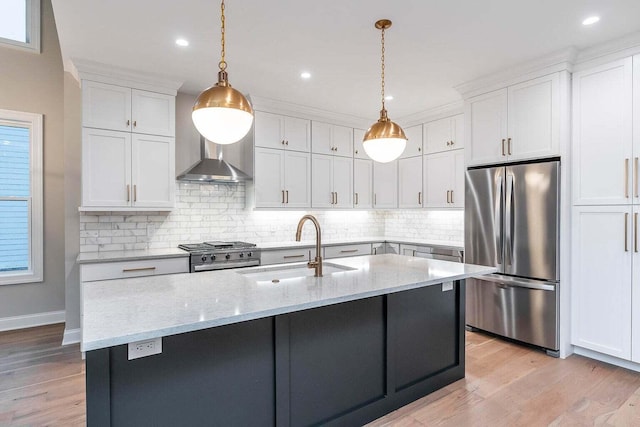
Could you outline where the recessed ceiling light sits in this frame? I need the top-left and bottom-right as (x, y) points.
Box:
(582, 16), (600, 26)
(385, 95), (394, 101)
(175, 38), (189, 47)
(300, 72), (311, 79)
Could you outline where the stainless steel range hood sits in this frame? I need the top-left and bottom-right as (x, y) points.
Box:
(177, 136), (252, 183)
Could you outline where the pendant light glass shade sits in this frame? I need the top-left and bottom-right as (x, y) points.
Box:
(192, 0), (253, 145)
(363, 19), (406, 163)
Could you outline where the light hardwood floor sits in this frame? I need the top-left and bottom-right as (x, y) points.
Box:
(1, 324), (639, 426)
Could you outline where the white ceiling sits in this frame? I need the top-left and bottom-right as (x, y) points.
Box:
(51, 0), (640, 120)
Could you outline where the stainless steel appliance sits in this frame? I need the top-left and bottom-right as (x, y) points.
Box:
(465, 159), (560, 355)
(178, 241), (261, 272)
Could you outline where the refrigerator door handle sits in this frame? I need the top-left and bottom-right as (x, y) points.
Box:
(505, 174), (515, 267)
(495, 172), (504, 266)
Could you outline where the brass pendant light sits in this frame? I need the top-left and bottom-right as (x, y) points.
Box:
(192, 0), (254, 144)
(362, 19), (407, 163)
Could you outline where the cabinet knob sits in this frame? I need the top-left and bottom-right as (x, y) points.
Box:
(133, 120), (137, 127)
(451, 141), (455, 146)
(418, 147), (421, 151)
(281, 140), (285, 145)
(355, 149), (358, 154)
(126, 120), (130, 127)
(285, 140), (289, 145)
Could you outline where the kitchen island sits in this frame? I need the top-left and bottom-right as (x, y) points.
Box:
(82, 254), (494, 427)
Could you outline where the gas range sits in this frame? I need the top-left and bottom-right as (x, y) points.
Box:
(178, 241), (261, 273)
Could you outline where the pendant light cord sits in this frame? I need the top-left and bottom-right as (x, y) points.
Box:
(219, 0), (227, 71)
(380, 26), (386, 112)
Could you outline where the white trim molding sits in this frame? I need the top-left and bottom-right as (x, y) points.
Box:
(62, 327), (81, 346)
(0, 310), (64, 332)
(0, 109), (43, 285)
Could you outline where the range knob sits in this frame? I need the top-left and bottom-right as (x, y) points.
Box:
(247, 252), (253, 257)
(211, 254), (216, 261)
(225, 253), (231, 260)
(201, 254), (208, 262)
(239, 253), (244, 258)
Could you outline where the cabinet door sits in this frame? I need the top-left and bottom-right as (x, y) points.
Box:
(451, 150), (465, 208)
(507, 74), (559, 162)
(131, 134), (175, 207)
(572, 58), (633, 205)
(633, 55), (640, 205)
(451, 114), (464, 150)
(332, 125), (353, 157)
(424, 117), (452, 154)
(423, 152), (452, 208)
(633, 206), (640, 363)
(284, 151), (311, 208)
(82, 81), (131, 132)
(311, 154), (333, 208)
(373, 160), (398, 208)
(131, 89), (175, 137)
(466, 89), (508, 166)
(571, 206), (632, 360)
(284, 116), (311, 152)
(398, 156), (423, 208)
(254, 111), (284, 150)
(400, 125), (423, 158)
(311, 121), (333, 155)
(333, 156), (353, 208)
(255, 148), (285, 207)
(353, 129), (368, 160)
(82, 129), (131, 207)
(354, 159), (373, 208)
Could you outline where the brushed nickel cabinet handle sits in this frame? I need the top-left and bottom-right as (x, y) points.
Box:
(286, 190), (289, 204)
(507, 137), (512, 155)
(123, 266), (156, 273)
(355, 192), (358, 205)
(501, 139), (506, 156)
(335, 192), (338, 205)
(626, 158), (630, 198)
(625, 212), (629, 252)
(446, 190), (450, 204)
(635, 212), (638, 253)
(374, 193), (377, 205)
(635, 157), (638, 198)
(418, 191), (422, 205)
(330, 192), (334, 204)
(340, 249), (359, 253)
(133, 184), (137, 202)
(282, 190), (285, 204)
(126, 184), (130, 202)
(283, 254), (305, 259)
(451, 190), (454, 204)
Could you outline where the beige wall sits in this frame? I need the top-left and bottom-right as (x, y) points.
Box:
(0, 0), (66, 320)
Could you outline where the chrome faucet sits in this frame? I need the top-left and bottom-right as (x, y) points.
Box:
(295, 215), (323, 277)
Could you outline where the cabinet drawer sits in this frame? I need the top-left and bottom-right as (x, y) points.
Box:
(81, 257), (189, 282)
(324, 244), (372, 259)
(261, 248), (314, 265)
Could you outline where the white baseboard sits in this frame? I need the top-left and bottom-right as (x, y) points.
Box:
(0, 310), (65, 332)
(574, 346), (640, 373)
(62, 327), (81, 346)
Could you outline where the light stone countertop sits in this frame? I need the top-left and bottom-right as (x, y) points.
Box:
(81, 254), (494, 352)
(76, 248), (189, 264)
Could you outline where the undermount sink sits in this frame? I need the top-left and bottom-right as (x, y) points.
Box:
(239, 262), (357, 282)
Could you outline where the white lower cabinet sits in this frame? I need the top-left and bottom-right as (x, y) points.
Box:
(312, 155), (352, 208)
(571, 205), (634, 360)
(255, 148), (311, 208)
(353, 159), (373, 209)
(80, 257), (189, 282)
(373, 160), (398, 208)
(324, 244), (372, 259)
(423, 150), (464, 208)
(398, 156), (423, 208)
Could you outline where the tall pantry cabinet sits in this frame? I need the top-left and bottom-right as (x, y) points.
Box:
(571, 56), (640, 363)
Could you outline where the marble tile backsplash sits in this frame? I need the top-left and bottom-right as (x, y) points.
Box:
(79, 182), (463, 253)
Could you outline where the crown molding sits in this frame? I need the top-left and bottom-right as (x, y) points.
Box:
(573, 31), (640, 72)
(70, 58), (184, 95)
(249, 95), (371, 129)
(398, 100), (464, 127)
(454, 47), (577, 99)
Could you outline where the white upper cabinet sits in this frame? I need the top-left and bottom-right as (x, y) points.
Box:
(398, 156), (423, 208)
(373, 160), (398, 209)
(353, 158), (373, 209)
(312, 155), (353, 208)
(423, 150), (464, 209)
(312, 122), (353, 157)
(400, 125), (423, 159)
(466, 73), (560, 166)
(82, 81), (175, 137)
(572, 58), (633, 206)
(424, 115), (463, 154)
(254, 111), (310, 152)
(332, 156), (353, 207)
(353, 129), (368, 159)
(254, 147), (311, 208)
(284, 151), (312, 207)
(131, 134), (175, 208)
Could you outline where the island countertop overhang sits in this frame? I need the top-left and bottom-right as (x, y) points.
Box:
(81, 254), (496, 352)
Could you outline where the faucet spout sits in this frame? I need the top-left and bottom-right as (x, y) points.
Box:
(295, 215), (323, 277)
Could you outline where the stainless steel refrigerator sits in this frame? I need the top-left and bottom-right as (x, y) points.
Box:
(465, 159), (559, 354)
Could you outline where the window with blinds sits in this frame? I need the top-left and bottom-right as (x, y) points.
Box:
(0, 110), (42, 285)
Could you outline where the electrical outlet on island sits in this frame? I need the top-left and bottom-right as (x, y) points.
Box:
(128, 337), (162, 360)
